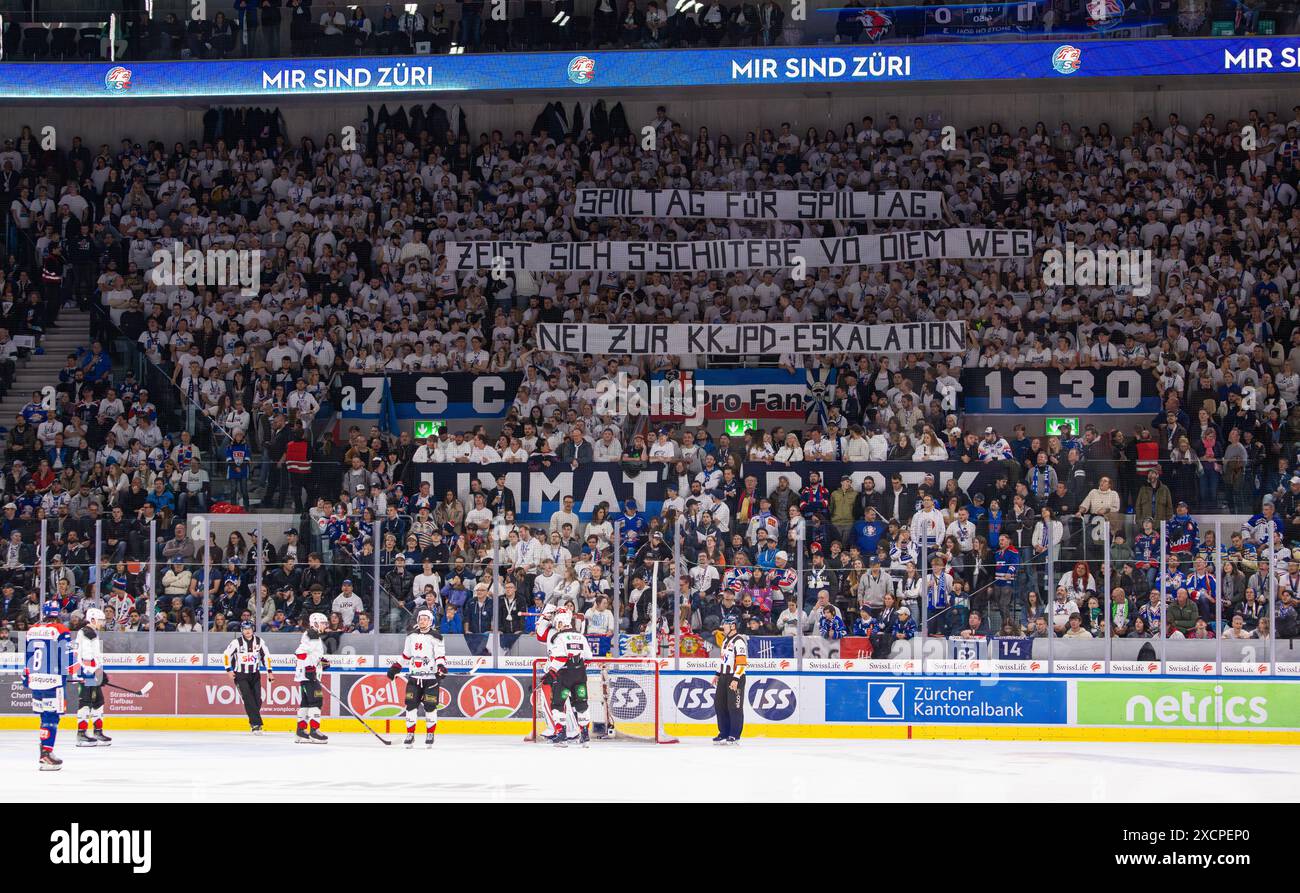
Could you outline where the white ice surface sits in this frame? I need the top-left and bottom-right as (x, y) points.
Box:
(1, 731), (1297, 802)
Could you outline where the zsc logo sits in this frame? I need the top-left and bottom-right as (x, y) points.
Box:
(567, 56), (595, 85)
(856, 9), (892, 40)
(1051, 45), (1081, 75)
(747, 678), (796, 721)
(607, 677), (647, 720)
(105, 66), (133, 92)
(673, 678), (716, 720)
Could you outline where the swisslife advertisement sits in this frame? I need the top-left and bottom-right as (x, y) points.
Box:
(6, 38), (1299, 100)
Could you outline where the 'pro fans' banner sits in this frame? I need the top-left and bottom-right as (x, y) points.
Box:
(539, 322), (966, 355)
(652, 368), (809, 420)
(574, 188), (943, 221)
(337, 372), (524, 420)
(445, 228), (1030, 272)
(961, 367), (1160, 414)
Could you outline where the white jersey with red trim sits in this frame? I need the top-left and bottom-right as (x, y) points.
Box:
(543, 630), (592, 675)
(399, 631), (447, 679)
(294, 632), (326, 683)
(74, 628), (103, 685)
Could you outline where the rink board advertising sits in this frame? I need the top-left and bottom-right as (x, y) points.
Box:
(26, 669), (1300, 733)
(4, 38), (1299, 99)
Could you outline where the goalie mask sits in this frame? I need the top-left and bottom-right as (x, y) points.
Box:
(554, 610), (574, 631)
(309, 612), (328, 631)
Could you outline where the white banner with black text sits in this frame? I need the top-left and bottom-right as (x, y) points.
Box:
(537, 321), (966, 355)
(573, 188), (944, 220)
(444, 228), (1030, 272)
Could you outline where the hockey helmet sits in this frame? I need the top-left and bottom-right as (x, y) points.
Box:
(41, 600), (61, 618)
(417, 609), (434, 626)
(85, 607), (106, 626)
(309, 612), (328, 629)
(554, 610), (574, 631)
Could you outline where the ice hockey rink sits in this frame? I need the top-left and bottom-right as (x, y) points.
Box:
(1, 731), (1298, 802)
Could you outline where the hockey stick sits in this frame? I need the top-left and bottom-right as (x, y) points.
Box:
(336, 695), (393, 745)
(103, 680), (150, 696)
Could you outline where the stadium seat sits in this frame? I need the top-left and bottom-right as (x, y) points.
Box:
(78, 27), (103, 59)
(48, 27), (78, 59)
(20, 25), (50, 59)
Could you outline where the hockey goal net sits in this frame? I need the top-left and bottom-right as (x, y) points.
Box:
(526, 657), (678, 744)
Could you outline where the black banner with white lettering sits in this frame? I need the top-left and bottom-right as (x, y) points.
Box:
(414, 462), (671, 524)
(337, 372), (523, 420)
(740, 461), (1004, 506)
(961, 368), (1160, 414)
(413, 460), (1005, 524)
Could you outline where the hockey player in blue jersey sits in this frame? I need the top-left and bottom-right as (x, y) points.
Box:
(23, 601), (75, 771)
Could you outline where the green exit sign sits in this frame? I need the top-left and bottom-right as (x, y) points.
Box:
(724, 419), (757, 437)
(1045, 417), (1081, 437)
(413, 420), (446, 439)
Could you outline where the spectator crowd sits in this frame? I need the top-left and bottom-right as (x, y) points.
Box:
(1, 92), (1300, 658)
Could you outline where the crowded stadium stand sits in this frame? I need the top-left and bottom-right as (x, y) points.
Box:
(0, 62), (1298, 681)
(0, 0), (1293, 687)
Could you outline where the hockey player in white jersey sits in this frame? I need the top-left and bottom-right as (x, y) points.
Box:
(73, 608), (111, 747)
(294, 613), (330, 743)
(536, 607), (593, 747)
(387, 609), (447, 748)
